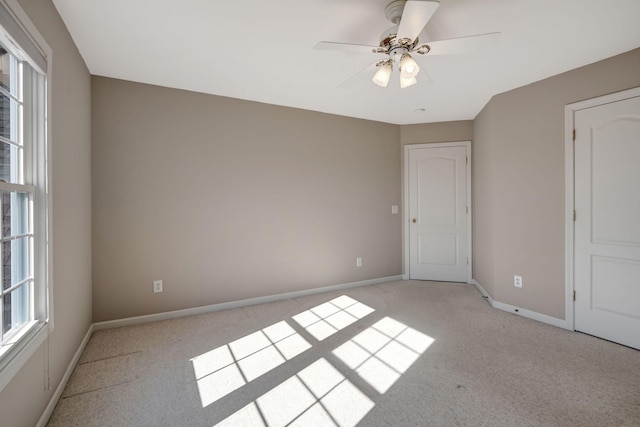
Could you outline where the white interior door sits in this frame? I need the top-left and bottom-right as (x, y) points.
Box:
(574, 95), (640, 350)
(407, 143), (469, 282)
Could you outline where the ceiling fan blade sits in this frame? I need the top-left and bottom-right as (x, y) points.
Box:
(396, 0), (440, 43)
(419, 32), (501, 56)
(337, 62), (379, 89)
(314, 41), (383, 55)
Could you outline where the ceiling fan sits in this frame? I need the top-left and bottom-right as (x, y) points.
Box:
(315, 0), (499, 89)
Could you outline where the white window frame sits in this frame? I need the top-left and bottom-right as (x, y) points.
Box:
(0, 0), (52, 392)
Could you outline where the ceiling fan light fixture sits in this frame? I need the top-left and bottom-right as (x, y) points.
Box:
(399, 53), (419, 78)
(372, 61), (393, 87)
(400, 75), (417, 89)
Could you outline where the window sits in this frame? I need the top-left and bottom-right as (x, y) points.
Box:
(0, 0), (50, 391)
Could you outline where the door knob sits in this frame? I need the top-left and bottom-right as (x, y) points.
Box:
(412, 218), (417, 223)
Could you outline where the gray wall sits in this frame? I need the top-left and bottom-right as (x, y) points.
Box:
(0, 1), (92, 426)
(473, 48), (640, 319)
(91, 77), (401, 322)
(400, 121), (474, 146)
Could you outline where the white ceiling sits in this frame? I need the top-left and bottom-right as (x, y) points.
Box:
(52, 0), (640, 125)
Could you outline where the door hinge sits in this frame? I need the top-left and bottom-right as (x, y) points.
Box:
(466, 156), (468, 164)
(466, 206), (469, 214)
(573, 290), (576, 301)
(572, 129), (576, 141)
(466, 257), (469, 265)
(573, 210), (576, 221)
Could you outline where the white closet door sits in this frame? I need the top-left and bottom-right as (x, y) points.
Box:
(574, 95), (640, 350)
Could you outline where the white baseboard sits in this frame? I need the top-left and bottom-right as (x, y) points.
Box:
(470, 279), (493, 302)
(36, 324), (94, 427)
(94, 275), (403, 331)
(470, 280), (571, 330)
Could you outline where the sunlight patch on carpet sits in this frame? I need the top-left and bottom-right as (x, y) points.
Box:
(333, 317), (434, 393)
(292, 295), (375, 341)
(214, 314), (434, 426)
(215, 358), (374, 427)
(191, 320), (311, 407)
(191, 295), (375, 408)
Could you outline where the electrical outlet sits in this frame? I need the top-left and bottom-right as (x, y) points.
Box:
(356, 257), (363, 267)
(153, 280), (163, 293)
(514, 275), (522, 288)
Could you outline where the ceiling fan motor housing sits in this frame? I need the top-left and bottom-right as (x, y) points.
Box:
(385, 0), (407, 24)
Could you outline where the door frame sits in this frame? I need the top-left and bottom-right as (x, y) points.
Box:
(403, 141), (472, 283)
(564, 86), (640, 331)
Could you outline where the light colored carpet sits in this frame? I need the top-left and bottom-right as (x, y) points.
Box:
(47, 280), (640, 426)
